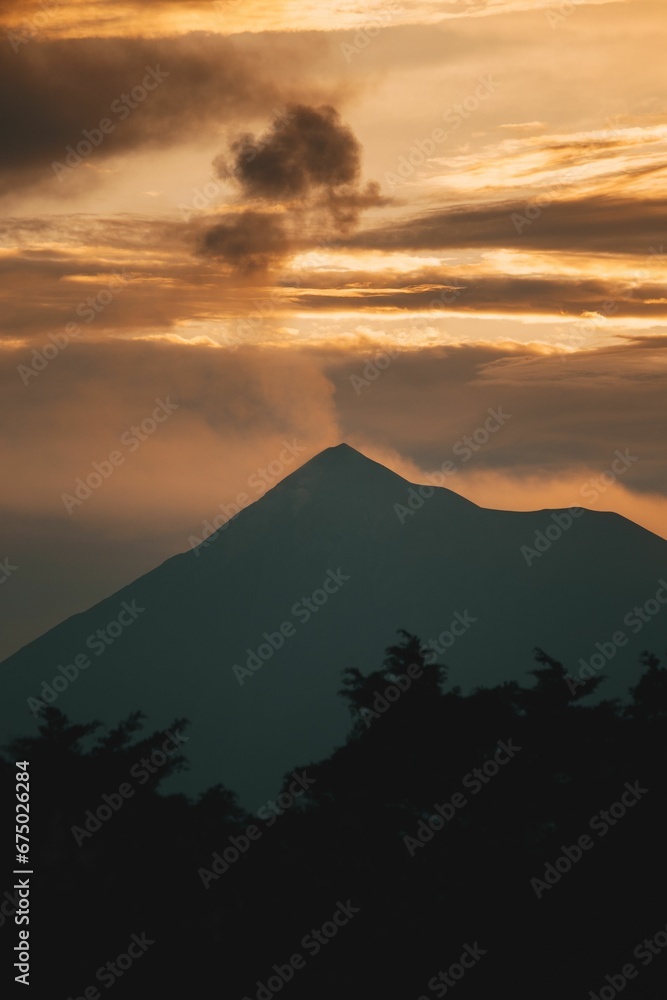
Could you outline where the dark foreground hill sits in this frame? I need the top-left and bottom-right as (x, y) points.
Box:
(1, 634), (665, 999)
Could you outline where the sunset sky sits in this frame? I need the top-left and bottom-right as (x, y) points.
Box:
(1, 0), (665, 658)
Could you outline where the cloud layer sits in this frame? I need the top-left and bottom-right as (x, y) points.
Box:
(0, 35), (349, 195)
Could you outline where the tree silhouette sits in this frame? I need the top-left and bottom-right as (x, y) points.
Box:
(2, 636), (666, 998)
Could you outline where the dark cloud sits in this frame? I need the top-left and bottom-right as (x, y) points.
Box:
(202, 104), (388, 268)
(285, 270), (667, 319)
(325, 337), (667, 497)
(323, 181), (392, 233)
(200, 211), (290, 271)
(349, 195), (667, 257)
(220, 104), (361, 199)
(0, 35), (346, 194)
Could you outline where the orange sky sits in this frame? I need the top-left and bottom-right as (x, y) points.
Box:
(1, 0), (665, 655)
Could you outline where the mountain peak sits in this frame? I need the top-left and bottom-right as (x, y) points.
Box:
(316, 442), (374, 463)
(327, 442), (358, 454)
(287, 442), (408, 486)
(272, 443), (481, 517)
(320, 442), (367, 457)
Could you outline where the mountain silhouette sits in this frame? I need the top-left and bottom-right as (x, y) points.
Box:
(2, 443), (666, 808)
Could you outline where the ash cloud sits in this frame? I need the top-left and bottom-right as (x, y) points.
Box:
(202, 104), (389, 269)
(222, 104), (361, 200)
(201, 211), (289, 271)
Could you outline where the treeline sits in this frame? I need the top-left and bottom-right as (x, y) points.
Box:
(1, 633), (666, 998)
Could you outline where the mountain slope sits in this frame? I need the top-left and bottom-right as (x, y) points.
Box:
(2, 444), (666, 807)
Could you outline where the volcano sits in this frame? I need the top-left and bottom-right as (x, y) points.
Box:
(2, 443), (666, 807)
